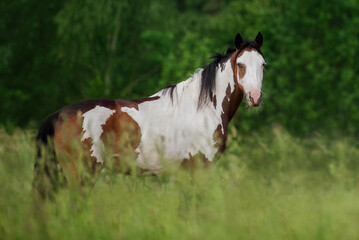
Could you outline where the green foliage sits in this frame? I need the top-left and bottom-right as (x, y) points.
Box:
(1, 127), (359, 239)
(0, 0), (358, 135)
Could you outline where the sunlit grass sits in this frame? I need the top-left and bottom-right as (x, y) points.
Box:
(0, 126), (358, 240)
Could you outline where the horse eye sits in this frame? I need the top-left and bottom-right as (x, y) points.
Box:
(237, 63), (243, 68)
(262, 63), (266, 68)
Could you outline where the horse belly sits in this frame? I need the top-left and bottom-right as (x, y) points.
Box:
(135, 123), (218, 171)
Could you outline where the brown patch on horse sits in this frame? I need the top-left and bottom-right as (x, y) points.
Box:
(211, 84), (231, 153)
(237, 64), (246, 79)
(100, 108), (142, 173)
(230, 49), (241, 85)
(132, 96), (160, 107)
(212, 95), (217, 109)
(181, 152), (211, 169)
(227, 84), (244, 122)
(53, 112), (97, 180)
(213, 124), (226, 154)
(212, 82), (244, 154)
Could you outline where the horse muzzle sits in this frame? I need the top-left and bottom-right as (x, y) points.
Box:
(247, 90), (262, 107)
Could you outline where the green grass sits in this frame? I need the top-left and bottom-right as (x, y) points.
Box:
(0, 126), (358, 240)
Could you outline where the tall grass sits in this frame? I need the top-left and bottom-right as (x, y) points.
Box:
(0, 126), (358, 240)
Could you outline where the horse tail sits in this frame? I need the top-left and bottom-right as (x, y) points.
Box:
(33, 111), (65, 199)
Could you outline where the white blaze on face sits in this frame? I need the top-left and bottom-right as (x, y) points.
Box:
(81, 105), (115, 164)
(236, 50), (265, 95)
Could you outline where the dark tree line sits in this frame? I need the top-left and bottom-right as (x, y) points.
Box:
(0, 0), (358, 135)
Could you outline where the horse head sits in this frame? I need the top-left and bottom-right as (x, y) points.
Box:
(231, 32), (266, 107)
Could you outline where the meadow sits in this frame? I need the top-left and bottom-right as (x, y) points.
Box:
(1, 126), (358, 240)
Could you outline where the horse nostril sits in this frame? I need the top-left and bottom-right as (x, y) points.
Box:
(249, 93), (255, 104)
(258, 92), (263, 103)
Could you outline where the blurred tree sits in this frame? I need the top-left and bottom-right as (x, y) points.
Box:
(0, 0), (64, 129)
(0, 0), (358, 136)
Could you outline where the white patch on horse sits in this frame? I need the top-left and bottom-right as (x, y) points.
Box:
(121, 59), (237, 171)
(81, 105), (115, 164)
(236, 51), (265, 94)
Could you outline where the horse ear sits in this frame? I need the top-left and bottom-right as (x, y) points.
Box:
(235, 33), (243, 49)
(254, 32), (263, 48)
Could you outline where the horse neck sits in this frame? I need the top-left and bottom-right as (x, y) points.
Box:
(213, 60), (244, 127)
(154, 60), (243, 125)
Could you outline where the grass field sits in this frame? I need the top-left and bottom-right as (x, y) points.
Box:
(0, 126), (358, 240)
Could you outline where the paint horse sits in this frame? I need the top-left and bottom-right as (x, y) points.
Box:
(34, 32), (266, 196)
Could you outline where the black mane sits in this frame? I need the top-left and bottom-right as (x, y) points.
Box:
(162, 84), (177, 102)
(198, 47), (236, 109)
